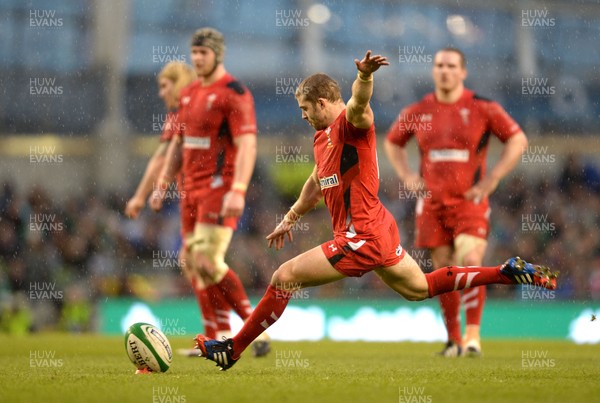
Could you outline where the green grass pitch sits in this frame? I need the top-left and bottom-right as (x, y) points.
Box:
(1, 334), (598, 403)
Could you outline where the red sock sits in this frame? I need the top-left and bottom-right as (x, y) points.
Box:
(231, 285), (292, 359)
(439, 291), (462, 344)
(426, 265), (511, 297)
(205, 284), (231, 333)
(216, 269), (253, 320)
(464, 286), (486, 326)
(192, 277), (217, 339)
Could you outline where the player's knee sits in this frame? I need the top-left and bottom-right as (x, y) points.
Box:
(270, 261), (299, 290)
(190, 248), (214, 276)
(270, 265), (289, 287)
(454, 234), (486, 266)
(178, 248), (193, 281)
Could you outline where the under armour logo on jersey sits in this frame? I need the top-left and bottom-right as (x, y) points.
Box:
(206, 93), (217, 111)
(181, 96), (191, 105)
(328, 244), (338, 252)
(453, 271), (480, 291)
(459, 108), (470, 124)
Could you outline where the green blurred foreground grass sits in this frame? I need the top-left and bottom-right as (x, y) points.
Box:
(0, 334), (598, 403)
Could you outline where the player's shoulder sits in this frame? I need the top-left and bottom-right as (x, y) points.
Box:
(467, 89), (507, 115)
(221, 74), (250, 96)
(467, 88), (494, 104)
(465, 88), (500, 107)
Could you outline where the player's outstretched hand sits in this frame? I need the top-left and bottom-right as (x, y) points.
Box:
(266, 219), (294, 250)
(354, 50), (389, 76)
(464, 176), (500, 204)
(125, 196), (145, 219)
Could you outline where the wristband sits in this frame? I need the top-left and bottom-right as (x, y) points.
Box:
(283, 207), (303, 225)
(357, 72), (373, 83)
(290, 206), (304, 218)
(231, 182), (248, 196)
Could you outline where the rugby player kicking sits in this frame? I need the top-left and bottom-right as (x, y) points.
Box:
(194, 50), (557, 371)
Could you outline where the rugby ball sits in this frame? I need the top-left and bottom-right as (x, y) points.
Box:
(124, 322), (172, 373)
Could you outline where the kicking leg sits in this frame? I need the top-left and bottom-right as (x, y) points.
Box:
(195, 245), (344, 370)
(376, 254), (556, 300)
(195, 224), (271, 355)
(231, 245), (343, 356)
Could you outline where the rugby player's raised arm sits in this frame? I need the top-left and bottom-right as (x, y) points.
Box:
(346, 50), (389, 129)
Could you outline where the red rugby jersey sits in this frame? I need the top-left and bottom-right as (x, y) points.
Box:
(178, 73), (257, 192)
(314, 110), (388, 239)
(386, 89), (521, 205)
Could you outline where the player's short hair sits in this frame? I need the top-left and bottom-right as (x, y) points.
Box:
(191, 27), (225, 63)
(295, 73), (342, 105)
(158, 61), (196, 100)
(436, 47), (466, 68)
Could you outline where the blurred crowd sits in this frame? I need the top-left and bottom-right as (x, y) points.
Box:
(1, 154), (599, 333)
